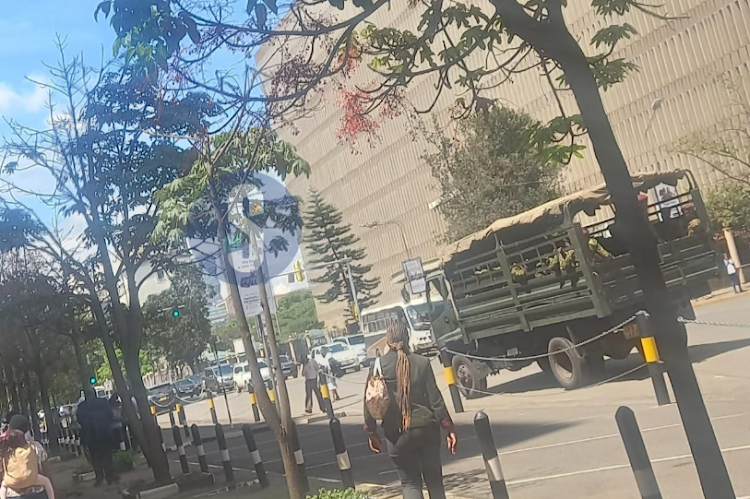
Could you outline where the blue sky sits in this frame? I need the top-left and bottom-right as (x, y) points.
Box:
(0, 1), (113, 223)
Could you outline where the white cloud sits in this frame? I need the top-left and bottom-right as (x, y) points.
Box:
(0, 76), (48, 114)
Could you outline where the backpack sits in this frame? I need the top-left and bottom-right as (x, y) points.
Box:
(365, 357), (390, 420)
(3, 444), (38, 489)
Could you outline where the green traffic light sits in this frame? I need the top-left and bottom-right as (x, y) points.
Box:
(89, 377), (97, 385)
(172, 309), (180, 318)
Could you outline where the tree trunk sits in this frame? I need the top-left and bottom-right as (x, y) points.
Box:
(37, 367), (59, 455)
(208, 181), (304, 499)
(71, 328), (93, 389)
(15, 366), (27, 417)
(550, 25), (735, 498)
(23, 369), (41, 440)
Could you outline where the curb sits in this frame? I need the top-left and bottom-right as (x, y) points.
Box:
(124, 483), (179, 499)
(357, 483), (474, 499)
(692, 290), (747, 308)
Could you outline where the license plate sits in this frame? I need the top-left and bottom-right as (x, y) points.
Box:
(623, 323), (639, 340)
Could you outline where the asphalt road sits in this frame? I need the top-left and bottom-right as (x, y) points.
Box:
(162, 294), (750, 498)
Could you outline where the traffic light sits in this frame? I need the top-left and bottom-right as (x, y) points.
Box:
(172, 308), (180, 318)
(89, 376), (97, 385)
(350, 302), (359, 321)
(294, 261), (304, 282)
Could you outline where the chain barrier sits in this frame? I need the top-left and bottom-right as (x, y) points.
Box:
(443, 314), (638, 363)
(150, 393), (207, 409)
(678, 317), (750, 328)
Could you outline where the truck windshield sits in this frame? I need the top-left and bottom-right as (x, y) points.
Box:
(347, 335), (365, 345)
(407, 302), (443, 330)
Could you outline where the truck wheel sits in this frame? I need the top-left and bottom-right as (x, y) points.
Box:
(452, 355), (487, 399)
(548, 337), (587, 389)
(537, 357), (553, 376)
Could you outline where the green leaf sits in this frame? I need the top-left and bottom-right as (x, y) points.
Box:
(256, 4), (267, 27)
(112, 37), (123, 57)
(94, 1), (111, 21)
(263, 0), (278, 14)
(591, 23), (637, 48)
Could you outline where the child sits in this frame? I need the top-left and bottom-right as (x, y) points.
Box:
(0, 430), (55, 499)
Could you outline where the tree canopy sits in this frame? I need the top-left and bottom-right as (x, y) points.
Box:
(426, 106), (561, 242)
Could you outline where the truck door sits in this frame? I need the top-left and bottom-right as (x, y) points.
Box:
(425, 276), (462, 347)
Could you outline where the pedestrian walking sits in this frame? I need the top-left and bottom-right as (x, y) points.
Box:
(724, 253), (743, 293)
(0, 415), (55, 499)
(319, 347), (340, 401)
(363, 323), (457, 499)
(76, 389), (117, 486)
(302, 356), (324, 414)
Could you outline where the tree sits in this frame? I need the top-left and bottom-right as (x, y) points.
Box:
(101, 0), (734, 492)
(154, 126), (311, 499)
(143, 264), (214, 371)
(705, 184), (750, 231)
(1, 47), (218, 481)
(275, 290), (324, 338)
(426, 107), (561, 241)
(302, 189), (380, 322)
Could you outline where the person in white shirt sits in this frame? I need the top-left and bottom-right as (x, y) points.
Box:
(724, 254), (743, 293)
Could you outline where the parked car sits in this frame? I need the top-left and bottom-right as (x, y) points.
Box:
(332, 334), (368, 366)
(58, 404), (75, 419)
(233, 360), (273, 392)
(147, 383), (176, 413)
(311, 343), (360, 373)
(203, 364), (235, 394)
(173, 378), (201, 398)
(279, 355), (297, 378)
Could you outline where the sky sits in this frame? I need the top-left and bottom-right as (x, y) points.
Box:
(0, 1), (307, 295)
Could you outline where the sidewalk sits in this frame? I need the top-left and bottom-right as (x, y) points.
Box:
(692, 284), (747, 308)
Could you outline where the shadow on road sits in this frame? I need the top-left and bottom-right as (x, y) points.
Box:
(479, 336), (750, 396)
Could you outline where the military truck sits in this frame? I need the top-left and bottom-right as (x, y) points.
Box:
(401, 171), (718, 395)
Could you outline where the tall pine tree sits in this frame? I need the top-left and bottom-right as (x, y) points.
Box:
(302, 189), (380, 324)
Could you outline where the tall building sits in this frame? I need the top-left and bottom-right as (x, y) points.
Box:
(258, 0), (750, 328)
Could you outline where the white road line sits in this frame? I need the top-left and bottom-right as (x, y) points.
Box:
(506, 443), (750, 486)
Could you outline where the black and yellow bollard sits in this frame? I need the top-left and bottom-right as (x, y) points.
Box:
(208, 393), (218, 424)
(150, 404), (158, 426)
(268, 385), (276, 404)
(440, 350), (464, 413)
(176, 403), (190, 440)
(635, 311), (670, 406)
(319, 372), (335, 419)
(249, 388), (261, 422)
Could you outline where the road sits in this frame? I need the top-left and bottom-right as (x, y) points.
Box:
(161, 294), (750, 498)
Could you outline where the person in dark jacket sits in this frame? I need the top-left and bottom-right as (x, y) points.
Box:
(76, 389), (116, 486)
(363, 323), (457, 499)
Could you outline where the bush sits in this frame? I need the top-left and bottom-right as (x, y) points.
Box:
(307, 489), (370, 499)
(113, 450), (136, 472)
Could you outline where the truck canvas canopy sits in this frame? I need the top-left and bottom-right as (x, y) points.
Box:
(441, 170), (688, 264)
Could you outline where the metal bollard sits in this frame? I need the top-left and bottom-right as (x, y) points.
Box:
(249, 389), (261, 422)
(329, 418), (354, 488)
(173, 425), (190, 475)
(441, 350), (464, 413)
(242, 424), (269, 488)
(157, 424), (166, 453)
(208, 394), (218, 425)
(73, 427), (82, 457)
(168, 409), (176, 428)
(191, 424), (209, 473)
(215, 423), (235, 484)
(176, 403), (190, 440)
(118, 424), (127, 451)
(290, 422), (309, 493)
(474, 411), (510, 499)
(319, 372), (335, 419)
(616, 407), (663, 499)
(150, 404), (158, 426)
(268, 386), (276, 404)
(635, 311), (670, 406)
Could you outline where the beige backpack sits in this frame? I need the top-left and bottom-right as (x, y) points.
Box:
(365, 357), (390, 420)
(3, 444), (38, 489)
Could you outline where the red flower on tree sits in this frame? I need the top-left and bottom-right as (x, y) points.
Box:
(336, 89), (380, 146)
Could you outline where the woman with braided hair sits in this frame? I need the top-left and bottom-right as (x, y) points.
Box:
(363, 322), (457, 499)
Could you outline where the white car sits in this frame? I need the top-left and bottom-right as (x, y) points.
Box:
(311, 343), (361, 373)
(332, 334), (368, 366)
(233, 360), (272, 392)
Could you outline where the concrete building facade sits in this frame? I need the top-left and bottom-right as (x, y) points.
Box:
(259, 0), (750, 328)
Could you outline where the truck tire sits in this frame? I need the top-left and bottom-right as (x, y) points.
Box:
(537, 357), (553, 376)
(452, 355), (487, 399)
(548, 337), (587, 389)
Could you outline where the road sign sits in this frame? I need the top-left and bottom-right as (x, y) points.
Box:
(403, 257), (426, 295)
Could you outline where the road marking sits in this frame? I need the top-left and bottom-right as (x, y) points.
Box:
(506, 442), (750, 486)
